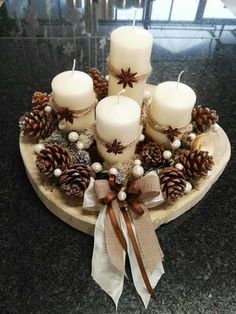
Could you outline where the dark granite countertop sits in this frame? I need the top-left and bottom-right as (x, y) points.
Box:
(0, 1), (235, 313)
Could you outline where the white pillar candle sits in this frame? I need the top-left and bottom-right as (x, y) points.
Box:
(146, 81), (196, 145)
(96, 95), (141, 163)
(108, 26), (153, 106)
(51, 69), (96, 132)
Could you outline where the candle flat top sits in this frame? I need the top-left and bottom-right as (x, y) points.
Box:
(51, 71), (93, 95)
(111, 26), (153, 48)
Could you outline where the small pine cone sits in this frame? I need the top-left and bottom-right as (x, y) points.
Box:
(176, 149), (214, 181)
(89, 68), (108, 100)
(36, 145), (71, 178)
(140, 142), (164, 167)
(159, 167), (186, 202)
(32, 91), (50, 110)
(58, 164), (95, 197)
(75, 150), (91, 165)
(192, 105), (218, 132)
(19, 109), (55, 139)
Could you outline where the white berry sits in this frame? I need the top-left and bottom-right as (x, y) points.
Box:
(163, 150), (172, 160)
(207, 170), (212, 177)
(34, 143), (45, 154)
(133, 159), (141, 166)
(132, 165), (144, 177)
(76, 141), (84, 150)
(91, 162), (102, 173)
(170, 138), (181, 149)
(109, 167), (118, 175)
(175, 163), (184, 171)
(189, 133), (196, 141)
(117, 191), (127, 201)
(139, 134), (145, 142)
(212, 124), (219, 132)
(184, 181), (192, 194)
(44, 105), (52, 113)
(58, 120), (66, 130)
(68, 131), (79, 143)
(54, 168), (62, 177)
(105, 75), (109, 81)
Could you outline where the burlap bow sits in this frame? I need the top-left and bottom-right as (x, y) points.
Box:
(83, 171), (165, 308)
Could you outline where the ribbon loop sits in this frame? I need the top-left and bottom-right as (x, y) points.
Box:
(101, 191), (117, 205)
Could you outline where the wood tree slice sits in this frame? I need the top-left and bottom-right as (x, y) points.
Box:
(19, 92), (231, 237)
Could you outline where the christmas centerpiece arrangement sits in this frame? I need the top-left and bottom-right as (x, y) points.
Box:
(19, 25), (230, 309)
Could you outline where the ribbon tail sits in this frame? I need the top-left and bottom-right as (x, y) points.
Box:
(120, 212), (164, 309)
(92, 207), (125, 310)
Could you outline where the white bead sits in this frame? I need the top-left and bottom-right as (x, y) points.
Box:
(132, 165), (144, 177)
(189, 133), (196, 141)
(76, 141), (84, 150)
(68, 131), (79, 143)
(170, 138), (181, 149)
(212, 124), (219, 132)
(175, 163), (184, 171)
(139, 134), (145, 142)
(133, 159), (141, 166)
(53, 168), (62, 177)
(44, 105), (52, 113)
(109, 167), (118, 175)
(34, 143), (45, 154)
(58, 120), (66, 130)
(117, 191), (127, 201)
(207, 170), (212, 177)
(163, 150), (172, 160)
(91, 162), (102, 173)
(105, 75), (109, 81)
(184, 181), (192, 194)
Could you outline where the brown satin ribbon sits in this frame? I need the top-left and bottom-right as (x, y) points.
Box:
(102, 176), (155, 297)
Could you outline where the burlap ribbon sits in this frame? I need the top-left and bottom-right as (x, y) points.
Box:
(83, 171), (165, 308)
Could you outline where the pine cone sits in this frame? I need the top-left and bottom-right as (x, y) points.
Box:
(36, 145), (71, 178)
(140, 142), (164, 167)
(19, 109), (55, 139)
(32, 91), (50, 110)
(192, 105), (218, 132)
(89, 68), (108, 100)
(159, 167), (186, 202)
(58, 164), (95, 197)
(176, 149), (214, 181)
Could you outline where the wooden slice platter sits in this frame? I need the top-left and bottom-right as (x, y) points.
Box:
(19, 123), (230, 237)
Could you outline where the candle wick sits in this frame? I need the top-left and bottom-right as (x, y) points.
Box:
(117, 89), (126, 104)
(71, 59), (76, 76)
(177, 70), (184, 88)
(132, 9), (137, 28)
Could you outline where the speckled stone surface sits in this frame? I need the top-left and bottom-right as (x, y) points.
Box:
(0, 1), (236, 313)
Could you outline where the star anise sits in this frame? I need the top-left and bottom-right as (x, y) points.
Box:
(56, 107), (75, 124)
(32, 92), (50, 109)
(105, 139), (125, 155)
(116, 68), (138, 88)
(163, 126), (181, 142)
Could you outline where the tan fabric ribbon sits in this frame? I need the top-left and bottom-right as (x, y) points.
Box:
(94, 174), (163, 296)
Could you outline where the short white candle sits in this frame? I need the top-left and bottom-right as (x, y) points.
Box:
(108, 26), (153, 106)
(146, 80), (196, 145)
(96, 95), (141, 163)
(51, 67), (96, 132)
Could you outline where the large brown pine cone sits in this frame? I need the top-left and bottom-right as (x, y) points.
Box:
(140, 142), (164, 167)
(36, 145), (71, 178)
(19, 109), (55, 139)
(32, 91), (50, 110)
(58, 164), (95, 197)
(159, 167), (186, 202)
(192, 105), (218, 132)
(89, 68), (108, 100)
(176, 149), (214, 181)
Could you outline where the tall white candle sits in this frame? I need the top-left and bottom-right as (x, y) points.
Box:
(146, 81), (196, 145)
(108, 26), (153, 106)
(51, 69), (96, 132)
(96, 95), (141, 163)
